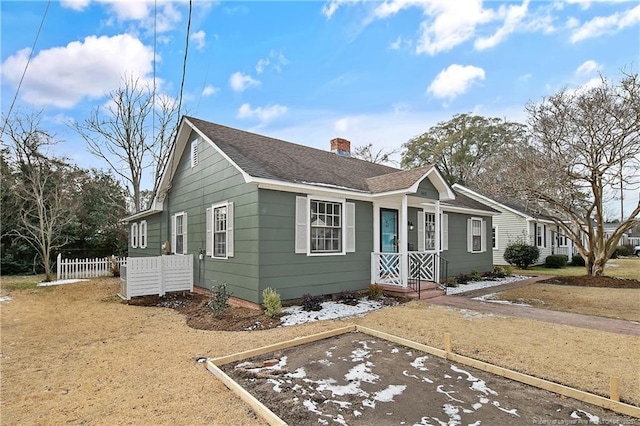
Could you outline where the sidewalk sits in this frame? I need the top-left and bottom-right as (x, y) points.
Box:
(428, 276), (640, 337)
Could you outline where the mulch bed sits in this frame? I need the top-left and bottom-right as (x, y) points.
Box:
(540, 275), (640, 288)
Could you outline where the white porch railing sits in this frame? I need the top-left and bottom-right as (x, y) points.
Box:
(119, 255), (193, 300)
(372, 251), (438, 287)
(57, 254), (126, 280)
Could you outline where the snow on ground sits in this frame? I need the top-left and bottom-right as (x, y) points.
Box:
(280, 275), (531, 326)
(37, 279), (89, 287)
(0, 295), (11, 303)
(280, 299), (385, 326)
(446, 275), (529, 295)
(471, 293), (533, 307)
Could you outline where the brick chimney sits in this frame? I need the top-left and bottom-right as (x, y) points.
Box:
(330, 137), (351, 158)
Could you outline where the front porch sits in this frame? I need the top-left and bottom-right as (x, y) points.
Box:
(371, 251), (448, 299)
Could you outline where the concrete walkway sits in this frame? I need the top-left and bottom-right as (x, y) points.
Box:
(428, 276), (640, 337)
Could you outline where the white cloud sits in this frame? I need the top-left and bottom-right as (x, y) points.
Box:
(334, 116), (360, 132)
(190, 30), (206, 50)
(570, 4), (640, 42)
(0, 34), (155, 108)
(390, 36), (402, 50)
(237, 103), (287, 123)
(202, 85), (219, 97)
(229, 72), (260, 92)
(474, 0), (530, 50)
(575, 60), (600, 76)
(256, 50), (289, 74)
(427, 64), (485, 100)
(60, 0), (91, 11)
(322, 0), (355, 18)
(566, 16), (580, 29)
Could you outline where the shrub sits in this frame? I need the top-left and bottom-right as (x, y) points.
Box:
(545, 255), (568, 269)
(470, 270), (482, 281)
(208, 282), (231, 316)
(367, 284), (383, 300)
(301, 293), (323, 312)
(337, 290), (360, 306)
(262, 287), (282, 318)
(109, 255), (121, 277)
(571, 254), (585, 266)
(614, 246), (629, 257)
(446, 278), (458, 288)
(503, 243), (540, 269)
(492, 266), (507, 278)
(456, 273), (470, 285)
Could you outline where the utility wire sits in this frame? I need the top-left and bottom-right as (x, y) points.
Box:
(176, 0), (192, 120)
(1, 0), (51, 139)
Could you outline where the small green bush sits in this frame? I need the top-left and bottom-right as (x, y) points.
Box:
(208, 282), (231, 317)
(571, 254), (585, 266)
(502, 264), (514, 276)
(446, 278), (458, 288)
(492, 266), (507, 278)
(367, 284), (383, 300)
(301, 293), (323, 312)
(545, 254), (568, 269)
(262, 287), (282, 318)
(503, 243), (540, 269)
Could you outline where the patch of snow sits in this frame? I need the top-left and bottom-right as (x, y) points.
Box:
(422, 377), (434, 384)
(324, 400), (351, 409)
(345, 363), (379, 384)
(472, 402), (483, 410)
(350, 347), (370, 362)
(37, 279), (89, 287)
(468, 421), (482, 426)
(362, 399), (375, 409)
(280, 299), (385, 326)
(317, 359), (333, 366)
(492, 401), (519, 416)
(372, 384), (406, 402)
(391, 348), (399, 354)
(314, 378), (368, 398)
(571, 409), (600, 423)
(303, 399), (322, 414)
(410, 356), (429, 371)
(353, 410), (362, 417)
(471, 380), (498, 396)
(472, 293), (532, 307)
(0, 296), (11, 303)
(333, 413), (347, 425)
(287, 367), (306, 379)
(442, 404), (462, 425)
(447, 275), (529, 295)
(479, 397), (489, 404)
(267, 378), (283, 392)
(452, 308), (497, 321)
(402, 370), (419, 380)
(436, 385), (465, 403)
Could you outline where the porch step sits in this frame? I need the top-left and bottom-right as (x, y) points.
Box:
(377, 282), (445, 300)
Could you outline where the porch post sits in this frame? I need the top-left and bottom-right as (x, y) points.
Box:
(372, 202), (380, 253)
(400, 195), (408, 287)
(434, 200), (440, 283)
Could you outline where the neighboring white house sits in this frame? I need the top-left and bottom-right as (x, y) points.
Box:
(453, 184), (577, 265)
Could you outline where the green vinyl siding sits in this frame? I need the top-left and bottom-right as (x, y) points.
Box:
(128, 213), (163, 257)
(257, 189), (373, 302)
(441, 212), (493, 277)
(166, 130), (261, 302)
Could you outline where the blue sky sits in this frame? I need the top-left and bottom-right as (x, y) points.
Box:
(1, 0), (639, 217)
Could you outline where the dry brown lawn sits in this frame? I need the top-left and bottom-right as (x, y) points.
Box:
(493, 284), (640, 321)
(1, 277), (639, 425)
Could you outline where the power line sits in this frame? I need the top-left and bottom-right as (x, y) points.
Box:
(176, 0), (192, 120)
(1, 0), (51, 139)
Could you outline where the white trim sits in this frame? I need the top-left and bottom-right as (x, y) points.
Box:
(131, 223), (139, 248)
(440, 204), (500, 216)
(307, 196), (347, 257)
(206, 207), (213, 256)
(139, 220), (147, 249)
(468, 217), (484, 253)
(190, 139), (199, 168)
(173, 211), (187, 255)
(211, 202), (229, 259)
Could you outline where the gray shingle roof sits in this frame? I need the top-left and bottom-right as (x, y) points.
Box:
(186, 117), (496, 213)
(187, 116), (398, 192)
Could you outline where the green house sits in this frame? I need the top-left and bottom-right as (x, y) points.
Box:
(124, 116), (498, 304)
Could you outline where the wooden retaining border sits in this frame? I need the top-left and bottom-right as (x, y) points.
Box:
(206, 325), (640, 425)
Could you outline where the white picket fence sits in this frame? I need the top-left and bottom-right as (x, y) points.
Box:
(56, 254), (126, 280)
(119, 255), (193, 300)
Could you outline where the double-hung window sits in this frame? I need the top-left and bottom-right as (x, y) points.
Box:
(139, 221), (147, 249)
(492, 226), (498, 249)
(295, 196), (355, 256)
(131, 223), (139, 248)
(206, 202), (234, 259)
(310, 199), (342, 253)
(172, 212), (188, 254)
(214, 205), (227, 258)
(467, 217), (486, 253)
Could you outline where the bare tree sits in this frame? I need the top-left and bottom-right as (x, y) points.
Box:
(502, 71), (640, 276)
(352, 143), (399, 165)
(2, 111), (80, 281)
(73, 75), (179, 212)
